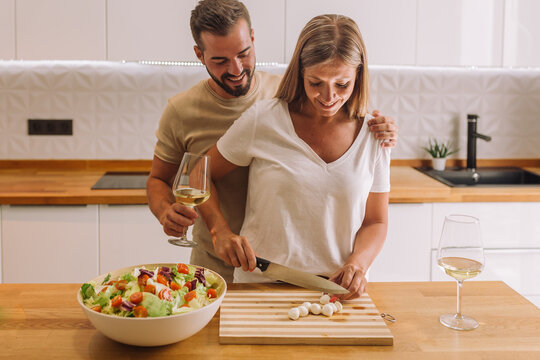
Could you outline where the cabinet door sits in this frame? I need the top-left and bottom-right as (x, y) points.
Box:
(1, 205), (99, 283)
(369, 203), (432, 281)
(431, 249), (540, 299)
(99, 205), (191, 274)
(432, 202), (540, 249)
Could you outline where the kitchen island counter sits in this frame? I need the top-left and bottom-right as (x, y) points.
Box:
(1, 281), (539, 359)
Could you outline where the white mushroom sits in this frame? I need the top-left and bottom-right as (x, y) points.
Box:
(322, 303), (334, 317)
(288, 307), (300, 320)
(309, 303), (321, 315)
(320, 294), (331, 305)
(334, 301), (343, 313)
(302, 301), (311, 309)
(298, 305), (309, 317)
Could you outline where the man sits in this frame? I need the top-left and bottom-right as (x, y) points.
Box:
(147, 0), (398, 282)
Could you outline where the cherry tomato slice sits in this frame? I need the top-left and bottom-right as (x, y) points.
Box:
(138, 274), (149, 287)
(91, 305), (101, 312)
(144, 284), (156, 294)
(115, 280), (128, 291)
(184, 281), (192, 291)
(157, 274), (168, 286)
(170, 282), (181, 291)
(184, 290), (197, 302)
(111, 295), (122, 307)
(177, 263), (189, 274)
(206, 288), (217, 298)
(129, 292), (143, 304)
(133, 305), (148, 318)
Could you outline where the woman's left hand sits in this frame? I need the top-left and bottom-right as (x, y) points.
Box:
(329, 263), (368, 300)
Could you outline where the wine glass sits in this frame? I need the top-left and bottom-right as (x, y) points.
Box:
(437, 214), (485, 331)
(168, 152), (211, 248)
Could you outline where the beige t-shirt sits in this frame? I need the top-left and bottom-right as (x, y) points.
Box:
(154, 70), (282, 263)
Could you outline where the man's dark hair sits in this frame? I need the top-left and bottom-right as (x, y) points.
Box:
(190, 0), (252, 51)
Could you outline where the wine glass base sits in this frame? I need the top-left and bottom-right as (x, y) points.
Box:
(440, 313), (479, 331)
(168, 238), (198, 248)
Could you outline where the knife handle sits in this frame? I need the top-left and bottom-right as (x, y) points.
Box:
(255, 257), (270, 272)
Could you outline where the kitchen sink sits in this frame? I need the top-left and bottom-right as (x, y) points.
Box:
(91, 171), (149, 189)
(415, 167), (540, 187)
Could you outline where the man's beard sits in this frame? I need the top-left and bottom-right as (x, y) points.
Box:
(207, 66), (255, 97)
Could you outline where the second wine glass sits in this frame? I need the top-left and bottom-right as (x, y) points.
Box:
(168, 152), (211, 248)
(437, 214), (484, 331)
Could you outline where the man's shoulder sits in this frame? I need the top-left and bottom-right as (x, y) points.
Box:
(168, 79), (208, 107)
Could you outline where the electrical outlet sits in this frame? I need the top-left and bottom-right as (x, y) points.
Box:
(28, 119), (73, 135)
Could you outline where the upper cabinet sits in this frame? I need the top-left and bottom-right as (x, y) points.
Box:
(16, 0), (106, 60)
(503, 0), (540, 67)
(107, 0), (198, 62)
(0, 0), (15, 60)
(1, 0), (539, 67)
(285, 0), (417, 65)
(416, 0), (504, 67)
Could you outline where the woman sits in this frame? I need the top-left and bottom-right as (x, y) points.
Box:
(198, 14), (390, 299)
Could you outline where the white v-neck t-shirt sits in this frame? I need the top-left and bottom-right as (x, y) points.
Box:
(216, 98), (391, 282)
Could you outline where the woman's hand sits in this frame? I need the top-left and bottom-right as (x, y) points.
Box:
(210, 229), (257, 272)
(158, 202), (198, 237)
(329, 263), (368, 300)
(368, 109), (398, 148)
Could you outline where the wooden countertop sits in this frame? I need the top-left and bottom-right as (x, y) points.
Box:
(1, 161), (540, 204)
(1, 281), (539, 359)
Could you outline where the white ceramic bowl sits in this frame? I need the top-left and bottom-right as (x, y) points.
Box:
(77, 263), (226, 346)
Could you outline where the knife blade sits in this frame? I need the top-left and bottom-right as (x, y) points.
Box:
(255, 257), (349, 294)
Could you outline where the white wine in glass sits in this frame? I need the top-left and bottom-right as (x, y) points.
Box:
(168, 152), (211, 248)
(437, 214), (484, 330)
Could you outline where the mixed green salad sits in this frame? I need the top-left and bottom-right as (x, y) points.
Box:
(80, 264), (222, 318)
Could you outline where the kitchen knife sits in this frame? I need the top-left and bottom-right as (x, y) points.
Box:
(255, 257), (349, 294)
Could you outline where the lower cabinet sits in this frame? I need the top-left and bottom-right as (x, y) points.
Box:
(1, 205), (99, 283)
(369, 203), (432, 281)
(99, 205), (191, 274)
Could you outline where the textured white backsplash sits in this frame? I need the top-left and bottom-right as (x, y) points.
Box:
(0, 61), (539, 160)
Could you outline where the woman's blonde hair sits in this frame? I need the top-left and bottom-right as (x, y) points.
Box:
(276, 14), (369, 119)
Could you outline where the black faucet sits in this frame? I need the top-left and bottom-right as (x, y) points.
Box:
(467, 114), (492, 171)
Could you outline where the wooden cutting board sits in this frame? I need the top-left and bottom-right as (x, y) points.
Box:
(219, 289), (393, 345)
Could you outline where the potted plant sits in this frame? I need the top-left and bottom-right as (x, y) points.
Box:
(423, 138), (458, 171)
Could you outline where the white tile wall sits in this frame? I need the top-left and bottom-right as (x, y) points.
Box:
(0, 0), (15, 60)
(284, 0), (417, 65)
(16, 0), (106, 60)
(107, 0), (198, 62)
(0, 61), (539, 160)
(416, 0), (505, 67)
(503, 0), (540, 67)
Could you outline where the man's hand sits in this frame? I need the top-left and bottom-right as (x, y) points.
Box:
(329, 263), (368, 300)
(368, 109), (398, 148)
(158, 203), (198, 237)
(211, 229), (257, 272)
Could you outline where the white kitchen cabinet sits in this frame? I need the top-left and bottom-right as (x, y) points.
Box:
(107, 0), (197, 62)
(431, 249), (540, 308)
(504, 0), (540, 67)
(1, 205), (99, 283)
(16, 0), (106, 60)
(432, 202), (540, 249)
(99, 205), (191, 274)
(369, 203), (432, 281)
(284, 0), (417, 65)
(416, 0), (504, 66)
(0, 0), (15, 60)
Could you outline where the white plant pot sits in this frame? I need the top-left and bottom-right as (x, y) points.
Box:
(431, 158), (447, 171)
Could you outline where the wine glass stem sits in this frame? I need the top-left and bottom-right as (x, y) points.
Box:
(456, 279), (463, 319)
(181, 205), (195, 239)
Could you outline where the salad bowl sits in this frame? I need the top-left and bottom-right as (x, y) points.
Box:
(77, 263), (226, 346)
